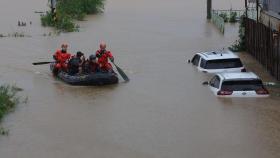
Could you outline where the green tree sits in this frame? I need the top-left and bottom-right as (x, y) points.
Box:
(41, 0), (105, 32)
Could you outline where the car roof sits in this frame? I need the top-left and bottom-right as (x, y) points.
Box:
(217, 72), (260, 81)
(197, 50), (239, 60)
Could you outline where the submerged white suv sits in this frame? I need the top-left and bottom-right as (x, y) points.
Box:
(189, 50), (246, 73)
(204, 72), (269, 97)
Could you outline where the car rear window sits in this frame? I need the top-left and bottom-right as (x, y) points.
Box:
(221, 80), (264, 91)
(204, 59), (243, 69)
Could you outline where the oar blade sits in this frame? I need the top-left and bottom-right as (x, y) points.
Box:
(115, 65), (129, 82)
(110, 59), (129, 82)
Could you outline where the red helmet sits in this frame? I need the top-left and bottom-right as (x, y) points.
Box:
(61, 43), (68, 48)
(99, 42), (106, 50)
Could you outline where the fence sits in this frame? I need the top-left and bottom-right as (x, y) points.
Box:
(211, 10), (225, 33)
(245, 18), (280, 80)
(247, 8), (257, 20)
(213, 9), (244, 20)
(211, 9), (245, 34)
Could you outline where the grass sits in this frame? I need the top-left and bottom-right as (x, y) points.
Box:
(0, 85), (24, 135)
(41, 0), (105, 32)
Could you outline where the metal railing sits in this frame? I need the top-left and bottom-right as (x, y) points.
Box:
(247, 8), (257, 20)
(211, 9), (246, 34)
(213, 9), (244, 20)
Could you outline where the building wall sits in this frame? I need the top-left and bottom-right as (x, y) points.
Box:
(269, 0), (280, 14)
(263, 0), (280, 14)
(260, 11), (280, 31)
(260, 0), (280, 31)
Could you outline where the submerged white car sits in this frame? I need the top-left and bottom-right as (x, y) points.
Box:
(203, 72), (269, 97)
(189, 50), (246, 73)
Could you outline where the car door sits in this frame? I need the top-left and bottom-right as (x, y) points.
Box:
(209, 75), (221, 95)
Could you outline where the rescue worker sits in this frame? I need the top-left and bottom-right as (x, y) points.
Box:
(68, 51), (85, 75)
(53, 43), (71, 74)
(84, 54), (100, 73)
(95, 42), (114, 72)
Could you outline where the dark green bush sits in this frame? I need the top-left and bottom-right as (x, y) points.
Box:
(229, 12), (237, 23)
(229, 15), (246, 52)
(41, 12), (56, 27)
(41, 0), (105, 32)
(0, 85), (24, 136)
(219, 12), (229, 22)
(0, 85), (22, 121)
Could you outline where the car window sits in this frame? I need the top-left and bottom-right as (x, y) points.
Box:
(210, 75), (220, 88)
(205, 59), (243, 69)
(213, 77), (220, 88)
(221, 80), (263, 91)
(209, 77), (215, 86)
(191, 55), (200, 66)
(200, 58), (207, 68)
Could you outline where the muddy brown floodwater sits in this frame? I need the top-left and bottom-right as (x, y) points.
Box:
(0, 0), (280, 157)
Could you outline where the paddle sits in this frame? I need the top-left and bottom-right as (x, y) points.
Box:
(32, 61), (54, 65)
(110, 59), (129, 82)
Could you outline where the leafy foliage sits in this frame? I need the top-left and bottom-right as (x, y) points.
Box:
(229, 12), (237, 23)
(219, 12), (229, 22)
(229, 15), (246, 52)
(41, 0), (105, 32)
(0, 85), (24, 135)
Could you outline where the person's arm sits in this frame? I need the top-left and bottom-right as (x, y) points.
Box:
(65, 53), (74, 63)
(53, 50), (59, 60)
(53, 55), (57, 60)
(96, 50), (101, 58)
(108, 51), (114, 62)
(79, 55), (86, 66)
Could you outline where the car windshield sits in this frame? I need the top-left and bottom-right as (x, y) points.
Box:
(205, 59), (243, 69)
(221, 80), (264, 91)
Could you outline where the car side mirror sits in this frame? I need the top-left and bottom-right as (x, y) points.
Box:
(187, 59), (191, 63)
(202, 81), (209, 85)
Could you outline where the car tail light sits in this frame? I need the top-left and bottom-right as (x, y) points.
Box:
(217, 90), (233, 95)
(255, 88), (269, 95)
(241, 68), (247, 72)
